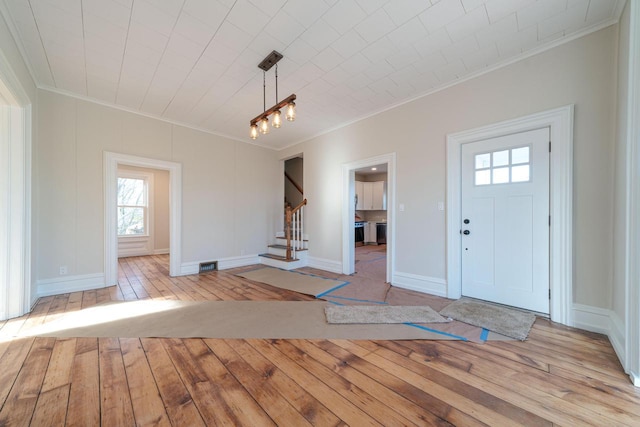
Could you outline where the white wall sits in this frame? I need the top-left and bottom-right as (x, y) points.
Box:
(35, 90), (281, 289)
(280, 26), (618, 309)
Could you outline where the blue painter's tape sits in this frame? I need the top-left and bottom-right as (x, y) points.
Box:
(480, 328), (489, 342)
(323, 295), (388, 305)
(316, 281), (351, 298)
(327, 300), (345, 305)
(403, 323), (469, 341)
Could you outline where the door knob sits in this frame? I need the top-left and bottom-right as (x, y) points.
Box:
(463, 219), (470, 224)
(463, 230), (470, 235)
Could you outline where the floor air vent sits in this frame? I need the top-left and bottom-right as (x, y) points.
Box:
(199, 261), (218, 273)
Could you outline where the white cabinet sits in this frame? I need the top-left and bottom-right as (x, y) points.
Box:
(355, 181), (364, 210)
(364, 221), (377, 244)
(355, 180), (386, 210)
(371, 181), (385, 210)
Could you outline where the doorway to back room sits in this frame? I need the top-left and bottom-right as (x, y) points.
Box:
(354, 164), (387, 282)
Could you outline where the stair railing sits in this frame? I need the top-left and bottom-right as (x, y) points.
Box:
(286, 198), (307, 260)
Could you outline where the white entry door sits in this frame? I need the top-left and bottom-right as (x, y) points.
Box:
(461, 127), (550, 313)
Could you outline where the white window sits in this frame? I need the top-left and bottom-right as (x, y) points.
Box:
(117, 175), (148, 236)
(474, 146), (531, 186)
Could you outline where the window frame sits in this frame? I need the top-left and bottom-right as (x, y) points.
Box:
(117, 171), (154, 239)
(473, 144), (532, 186)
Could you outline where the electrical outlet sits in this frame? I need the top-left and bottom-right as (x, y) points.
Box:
(59, 265), (68, 275)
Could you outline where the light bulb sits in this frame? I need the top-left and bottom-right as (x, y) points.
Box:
(272, 110), (282, 128)
(250, 124), (258, 140)
(286, 101), (296, 121)
(259, 117), (269, 134)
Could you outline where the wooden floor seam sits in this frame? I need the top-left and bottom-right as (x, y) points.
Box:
(0, 254), (638, 426)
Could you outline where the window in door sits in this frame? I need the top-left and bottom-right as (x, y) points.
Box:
(474, 145), (531, 186)
(117, 176), (148, 236)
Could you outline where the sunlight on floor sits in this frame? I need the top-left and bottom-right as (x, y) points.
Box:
(14, 300), (186, 339)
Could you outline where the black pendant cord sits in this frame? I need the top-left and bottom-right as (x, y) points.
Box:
(275, 64), (278, 104)
(263, 71), (266, 113)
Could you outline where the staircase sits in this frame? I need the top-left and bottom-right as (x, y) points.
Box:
(259, 199), (308, 270)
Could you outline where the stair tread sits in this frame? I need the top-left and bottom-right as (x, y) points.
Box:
(259, 253), (299, 262)
(275, 237), (309, 242)
(268, 244), (308, 251)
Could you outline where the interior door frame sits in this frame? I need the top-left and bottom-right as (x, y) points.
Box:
(342, 153), (396, 283)
(104, 152), (182, 286)
(446, 105), (574, 325)
(0, 48), (32, 319)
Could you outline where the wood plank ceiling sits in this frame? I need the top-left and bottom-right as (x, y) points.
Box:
(0, 0), (625, 148)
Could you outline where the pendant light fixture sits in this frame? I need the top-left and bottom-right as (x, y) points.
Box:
(249, 51), (296, 140)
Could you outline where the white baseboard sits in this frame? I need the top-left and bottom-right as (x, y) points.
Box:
(392, 272), (447, 297)
(153, 248), (170, 255)
(36, 273), (105, 297)
(572, 303), (611, 335)
(631, 371), (640, 387)
(307, 256), (342, 274)
(218, 255), (260, 270)
(180, 255), (260, 276)
(609, 311), (626, 363)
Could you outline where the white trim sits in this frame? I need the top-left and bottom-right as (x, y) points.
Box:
(572, 303), (611, 335)
(36, 273), (105, 298)
(609, 311), (626, 367)
(117, 237), (153, 258)
(0, 38), (33, 319)
(0, 103), (31, 320)
(446, 105), (574, 326)
(105, 152), (182, 286)
(342, 153), (396, 284)
(219, 255), (260, 270)
(39, 86), (265, 148)
(631, 372), (640, 388)
(392, 272), (447, 297)
(180, 255), (260, 275)
(625, 0), (640, 387)
(154, 248), (170, 255)
(307, 256), (343, 274)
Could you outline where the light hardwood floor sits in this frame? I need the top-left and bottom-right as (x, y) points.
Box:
(0, 255), (638, 426)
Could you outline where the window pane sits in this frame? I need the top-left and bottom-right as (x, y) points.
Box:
(475, 153), (490, 169)
(512, 165), (530, 182)
(493, 150), (509, 167)
(118, 178), (145, 206)
(118, 207), (145, 235)
(512, 146), (529, 164)
(475, 170), (491, 185)
(493, 167), (509, 184)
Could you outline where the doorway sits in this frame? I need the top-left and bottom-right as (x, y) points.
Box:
(353, 164), (388, 282)
(104, 152), (182, 286)
(117, 166), (170, 259)
(342, 153), (396, 283)
(284, 155), (303, 208)
(446, 105), (574, 324)
(0, 70), (31, 320)
(460, 128), (550, 313)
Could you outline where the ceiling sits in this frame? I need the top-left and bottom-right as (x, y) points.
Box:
(0, 0), (624, 150)
(356, 163), (387, 175)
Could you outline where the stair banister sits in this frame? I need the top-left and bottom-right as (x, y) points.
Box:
(286, 199), (307, 261)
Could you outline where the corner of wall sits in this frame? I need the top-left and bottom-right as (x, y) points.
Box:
(392, 272), (447, 297)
